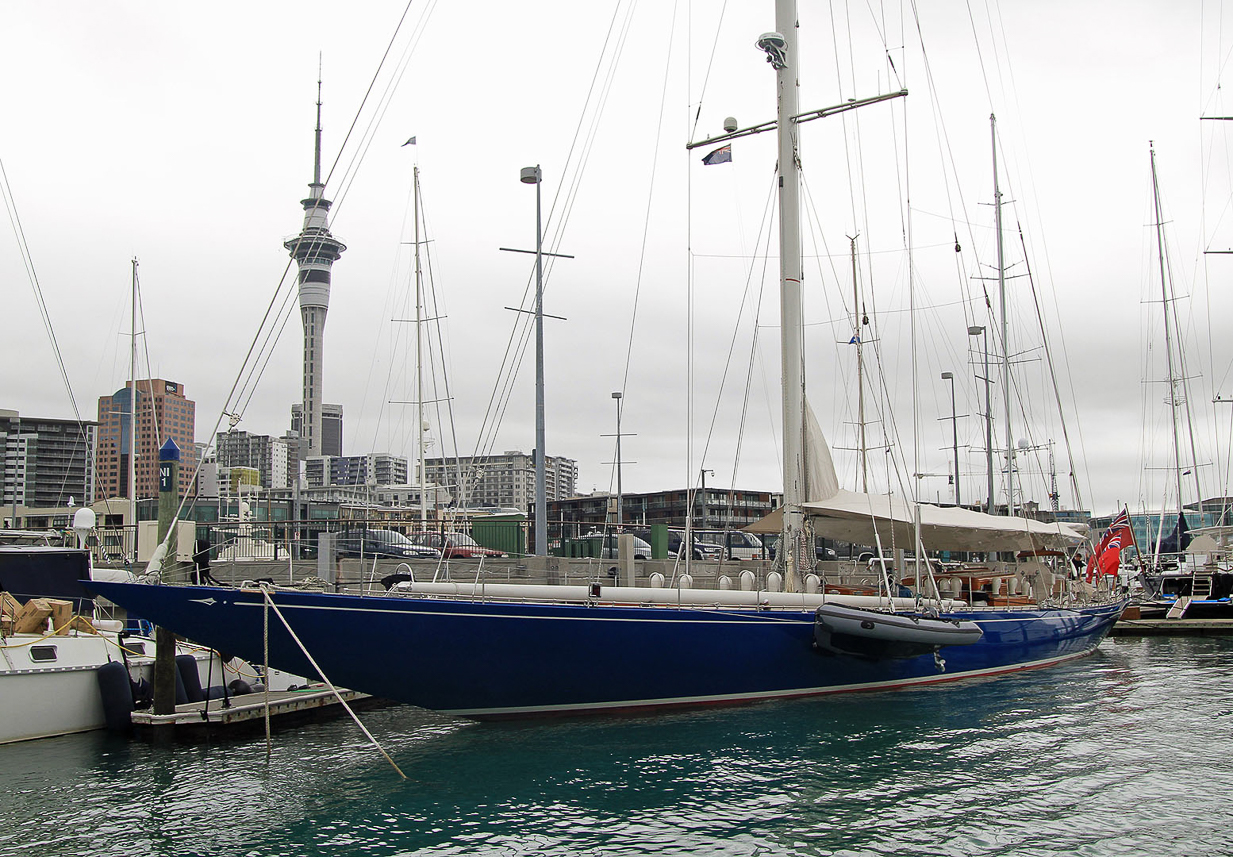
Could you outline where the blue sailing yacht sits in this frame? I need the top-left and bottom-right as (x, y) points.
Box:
(89, 0), (1125, 718)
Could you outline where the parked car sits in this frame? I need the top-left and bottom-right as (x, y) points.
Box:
(335, 529), (440, 560)
(766, 536), (837, 562)
(697, 530), (771, 561)
(580, 532), (653, 560)
(408, 531), (506, 559)
(632, 529), (726, 560)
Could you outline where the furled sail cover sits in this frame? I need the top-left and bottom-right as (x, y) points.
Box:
(749, 400), (1082, 552)
(747, 491), (1084, 552)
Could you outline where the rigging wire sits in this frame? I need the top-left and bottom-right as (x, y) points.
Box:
(732, 216), (782, 493)
(695, 168), (779, 487)
(598, 0), (683, 499)
(687, 0), (730, 141)
(467, 0), (633, 452)
(0, 157), (90, 438)
(1, 154), (98, 506)
(466, 0), (645, 503)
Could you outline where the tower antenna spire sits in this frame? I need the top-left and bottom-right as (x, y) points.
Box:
(313, 53), (323, 190)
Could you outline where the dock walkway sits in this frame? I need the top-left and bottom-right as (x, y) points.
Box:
(129, 686), (373, 736)
(1109, 618), (1233, 637)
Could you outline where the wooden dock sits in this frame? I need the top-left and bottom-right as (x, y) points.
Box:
(129, 686), (375, 737)
(1110, 618), (1233, 637)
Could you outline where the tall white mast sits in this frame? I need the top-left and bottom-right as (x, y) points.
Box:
(686, 1), (904, 582)
(850, 235), (867, 493)
(413, 166), (427, 527)
(992, 114), (1013, 515)
(771, 0), (805, 592)
(1150, 145), (1201, 521)
(128, 257), (138, 560)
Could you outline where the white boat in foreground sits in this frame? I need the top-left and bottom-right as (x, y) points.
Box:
(0, 545), (301, 744)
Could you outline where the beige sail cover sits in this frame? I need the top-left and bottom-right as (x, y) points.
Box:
(747, 489), (1083, 552)
(751, 399), (1082, 552)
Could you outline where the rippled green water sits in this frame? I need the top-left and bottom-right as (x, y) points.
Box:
(2, 637), (1232, 856)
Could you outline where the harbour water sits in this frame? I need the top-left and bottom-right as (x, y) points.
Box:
(2, 636), (1231, 856)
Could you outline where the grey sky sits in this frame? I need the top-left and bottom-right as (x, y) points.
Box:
(2, 1), (1230, 517)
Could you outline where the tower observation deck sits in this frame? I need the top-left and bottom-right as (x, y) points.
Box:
(285, 78), (345, 457)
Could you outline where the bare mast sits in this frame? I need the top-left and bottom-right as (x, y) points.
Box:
(992, 114), (1013, 515)
(850, 235), (868, 493)
(129, 257), (138, 561)
(1149, 145), (1202, 535)
(413, 166), (427, 527)
(770, 0), (806, 592)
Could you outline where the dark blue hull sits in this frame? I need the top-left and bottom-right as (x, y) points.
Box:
(87, 581), (1125, 717)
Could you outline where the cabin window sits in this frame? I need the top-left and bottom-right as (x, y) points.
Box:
(30, 646), (58, 662)
(128, 642), (146, 656)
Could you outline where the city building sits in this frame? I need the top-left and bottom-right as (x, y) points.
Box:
(0, 410), (98, 510)
(304, 453), (409, 489)
(95, 379), (197, 501)
(286, 81), (346, 458)
(290, 403), (342, 457)
(425, 451), (578, 512)
(373, 483), (453, 512)
(214, 430), (291, 490)
(549, 486), (781, 530)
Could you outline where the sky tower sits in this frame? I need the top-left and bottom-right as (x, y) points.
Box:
(285, 76), (346, 457)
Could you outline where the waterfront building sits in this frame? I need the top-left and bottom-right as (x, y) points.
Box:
(94, 379), (196, 501)
(0, 409), (98, 510)
(305, 453), (408, 489)
(426, 451), (578, 512)
(550, 486), (781, 529)
(285, 79), (345, 458)
(373, 483), (452, 511)
(214, 431), (291, 489)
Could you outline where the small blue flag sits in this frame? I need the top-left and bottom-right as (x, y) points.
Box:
(849, 335), (860, 344)
(702, 145), (732, 166)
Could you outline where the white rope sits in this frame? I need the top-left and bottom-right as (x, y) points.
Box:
(258, 584), (406, 780)
(264, 589), (272, 762)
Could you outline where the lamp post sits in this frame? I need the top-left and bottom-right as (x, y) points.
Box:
(612, 392), (623, 528)
(941, 372), (959, 506)
(968, 324), (994, 513)
(521, 165), (547, 557)
(699, 468), (713, 530)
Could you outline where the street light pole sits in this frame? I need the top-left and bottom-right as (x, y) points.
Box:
(968, 325), (994, 513)
(521, 165), (547, 557)
(699, 469), (713, 530)
(941, 371), (959, 506)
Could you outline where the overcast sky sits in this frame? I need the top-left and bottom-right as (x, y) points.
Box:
(3, 1), (1232, 517)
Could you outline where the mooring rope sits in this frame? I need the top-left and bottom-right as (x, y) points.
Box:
(258, 584), (406, 780)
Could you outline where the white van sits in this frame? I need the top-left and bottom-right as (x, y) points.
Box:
(696, 530), (770, 561)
